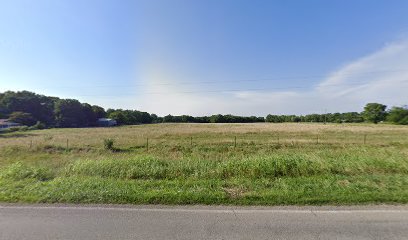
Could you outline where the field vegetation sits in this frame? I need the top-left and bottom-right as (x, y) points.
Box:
(0, 123), (407, 205)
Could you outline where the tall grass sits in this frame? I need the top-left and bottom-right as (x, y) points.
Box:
(63, 150), (408, 180)
(0, 162), (54, 181)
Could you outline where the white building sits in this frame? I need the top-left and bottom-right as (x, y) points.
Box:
(97, 118), (117, 127)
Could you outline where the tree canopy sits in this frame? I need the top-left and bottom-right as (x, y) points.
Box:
(0, 90), (406, 127)
(387, 106), (408, 125)
(362, 103), (387, 124)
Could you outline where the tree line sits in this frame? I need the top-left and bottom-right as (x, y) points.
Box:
(0, 91), (407, 128)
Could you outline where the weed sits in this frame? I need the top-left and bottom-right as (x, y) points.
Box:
(103, 138), (115, 151)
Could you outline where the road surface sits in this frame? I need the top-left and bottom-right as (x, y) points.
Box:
(0, 204), (407, 240)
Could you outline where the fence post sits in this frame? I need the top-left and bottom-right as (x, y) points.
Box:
(190, 137), (193, 147)
(274, 158), (278, 177)
(146, 138), (149, 151)
(234, 136), (237, 148)
(30, 139), (32, 149)
(66, 139), (69, 149)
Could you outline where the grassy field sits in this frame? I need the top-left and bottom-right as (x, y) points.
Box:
(0, 123), (408, 205)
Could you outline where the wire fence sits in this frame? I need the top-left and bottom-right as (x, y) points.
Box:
(20, 132), (408, 151)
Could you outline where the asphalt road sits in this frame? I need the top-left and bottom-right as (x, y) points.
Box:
(0, 205), (407, 240)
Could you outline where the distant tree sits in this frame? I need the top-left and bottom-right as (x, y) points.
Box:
(266, 115), (282, 123)
(387, 106), (408, 125)
(106, 108), (115, 116)
(139, 111), (153, 124)
(107, 110), (127, 125)
(0, 93), (6, 118)
(304, 114), (321, 122)
(105, 109), (154, 125)
(82, 103), (97, 126)
(292, 116), (301, 122)
(257, 117), (265, 122)
(150, 114), (159, 123)
(181, 115), (194, 123)
(92, 105), (106, 119)
(0, 91), (55, 125)
(362, 103), (387, 124)
(8, 112), (36, 126)
(342, 112), (364, 123)
(163, 115), (174, 123)
(54, 99), (86, 127)
(195, 116), (210, 123)
(2, 90), (408, 128)
(210, 114), (225, 123)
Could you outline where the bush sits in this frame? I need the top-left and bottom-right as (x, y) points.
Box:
(29, 121), (46, 130)
(1, 126), (27, 133)
(103, 138), (115, 150)
(8, 111), (36, 126)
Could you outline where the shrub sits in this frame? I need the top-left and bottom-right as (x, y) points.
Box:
(1, 126), (28, 133)
(8, 111), (36, 126)
(103, 138), (115, 150)
(29, 121), (46, 130)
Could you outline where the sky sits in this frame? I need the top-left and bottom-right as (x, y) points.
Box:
(1, 0), (408, 116)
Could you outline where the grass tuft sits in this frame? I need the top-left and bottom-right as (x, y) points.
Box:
(0, 162), (55, 181)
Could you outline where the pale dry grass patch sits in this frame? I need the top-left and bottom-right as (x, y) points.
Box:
(1, 123), (407, 149)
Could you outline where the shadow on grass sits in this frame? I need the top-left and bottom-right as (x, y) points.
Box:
(109, 148), (133, 153)
(0, 133), (32, 138)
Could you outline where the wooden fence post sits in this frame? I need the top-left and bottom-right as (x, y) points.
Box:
(146, 138), (149, 151)
(234, 136), (237, 148)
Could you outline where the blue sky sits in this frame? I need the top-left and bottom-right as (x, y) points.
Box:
(1, 0), (408, 116)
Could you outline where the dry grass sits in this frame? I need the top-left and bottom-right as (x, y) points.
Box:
(0, 123), (408, 205)
(1, 123), (407, 149)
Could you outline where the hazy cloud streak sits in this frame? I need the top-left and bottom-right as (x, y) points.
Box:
(139, 40), (408, 116)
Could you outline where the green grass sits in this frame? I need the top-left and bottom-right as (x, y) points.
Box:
(0, 123), (407, 205)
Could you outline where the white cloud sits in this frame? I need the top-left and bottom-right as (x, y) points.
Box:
(138, 40), (408, 116)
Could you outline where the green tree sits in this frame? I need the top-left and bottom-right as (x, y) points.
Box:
(342, 112), (364, 123)
(8, 112), (36, 126)
(210, 114), (225, 123)
(0, 91), (55, 125)
(92, 105), (106, 119)
(387, 106), (408, 125)
(82, 103), (97, 126)
(266, 115), (282, 123)
(162, 115), (174, 123)
(54, 99), (86, 127)
(362, 103), (387, 124)
(107, 110), (127, 125)
(150, 114), (159, 123)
